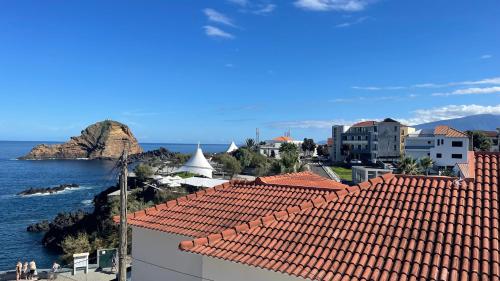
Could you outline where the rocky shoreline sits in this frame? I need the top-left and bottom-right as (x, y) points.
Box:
(17, 184), (79, 196)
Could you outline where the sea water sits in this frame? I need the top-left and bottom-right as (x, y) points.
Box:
(0, 141), (227, 271)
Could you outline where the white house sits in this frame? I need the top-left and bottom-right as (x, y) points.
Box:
(259, 136), (314, 159)
(405, 125), (470, 169)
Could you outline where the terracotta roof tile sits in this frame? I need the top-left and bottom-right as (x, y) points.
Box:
(351, 120), (377, 127)
(434, 125), (468, 138)
(182, 152), (500, 281)
(256, 171), (347, 190)
(122, 178), (342, 238)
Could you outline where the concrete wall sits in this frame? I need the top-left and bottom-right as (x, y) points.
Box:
(202, 256), (305, 281)
(377, 122), (401, 159)
(132, 227), (203, 281)
(132, 227), (308, 281)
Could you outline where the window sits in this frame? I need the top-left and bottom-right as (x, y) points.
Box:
(427, 141), (431, 144)
(452, 141), (463, 147)
(394, 136), (397, 141)
(436, 153), (442, 158)
(358, 145), (362, 150)
(427, 153), (430, 156)
(441, 139), (444, 145)
(394, 144), (397, 151)
(394, 126), (398, 132)
(452, 154), (463, 159)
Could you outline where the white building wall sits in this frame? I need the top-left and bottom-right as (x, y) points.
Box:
(131, 227), (203, 281)
(202, 256), (305, 281)
(431, 137), (469, 168)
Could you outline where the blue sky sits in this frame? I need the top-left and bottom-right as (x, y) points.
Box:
(0, 0), (499, 143)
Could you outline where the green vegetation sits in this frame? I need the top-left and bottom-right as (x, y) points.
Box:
(174, 171), (196, 178)
(418, 156), (434, 176)
(398, 156), (420, 175)
(330, 166), (352, 181)
(279, 142), (298, 154)
(133, 163), (154, 181)
(466, 130), (492, 151)
(301, 138), (317, 157)
(244, 138), (256, 151)
(213, 153), (242, 176)
(316, 144), (329, 157)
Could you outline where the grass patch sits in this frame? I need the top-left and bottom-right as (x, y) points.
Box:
(330, 166), (352, 181)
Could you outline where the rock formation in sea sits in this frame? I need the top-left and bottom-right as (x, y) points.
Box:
(20, 120), (143, 160)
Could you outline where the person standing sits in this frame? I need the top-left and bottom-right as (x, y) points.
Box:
(50, 261), (60, 280)
(16, 261), (22, 281)
(28, 260), (36, 280)
(22, 262), (28, 280)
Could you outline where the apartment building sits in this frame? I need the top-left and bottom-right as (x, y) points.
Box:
(405, 125), (470, 169)
(330, 118), (414, 163)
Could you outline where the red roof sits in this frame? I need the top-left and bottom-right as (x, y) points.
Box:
(273, 136), (293, 142)
(434, 125), (468, 138)
(257, 171), (347, 190)
(351, 120), (377, 127)
(122, 177), (341, 238)
(182, 152), (500, 280)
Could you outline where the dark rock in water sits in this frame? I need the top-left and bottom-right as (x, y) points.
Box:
(17, 184), (79, 196)
(128, 147), (176, 162)
(27, 220), (50, 232)
(19, 120), (143, 160)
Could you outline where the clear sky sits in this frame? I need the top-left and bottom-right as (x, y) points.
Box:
(0, 0), (499, 143)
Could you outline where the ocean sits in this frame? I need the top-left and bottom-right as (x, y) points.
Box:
(0, 141), (228, 271)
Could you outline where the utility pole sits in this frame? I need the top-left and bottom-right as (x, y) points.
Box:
(118, 143), (129, 281)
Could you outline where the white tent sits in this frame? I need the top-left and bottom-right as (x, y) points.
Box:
(175, 144), (214, 178)
(226, 141), (238, 153)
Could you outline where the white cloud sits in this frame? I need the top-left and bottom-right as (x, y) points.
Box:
(400, 104), (500, 125)
(268, 104), (500, 129)
(481, 54), (493, 59)
(294, 0), (374, 11)
(203, 8), (236, 27)
(253, 4), (276, 14)
(353, 76), (500, 90)
(203, 25), (234, 39)
(335, 16), (369, 28)
(432, 86), (500, 96)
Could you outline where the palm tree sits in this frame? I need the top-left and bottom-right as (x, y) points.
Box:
(245, 138), (256, 150)
(399, 156), (420, 175)
(418, 156), (433, 176)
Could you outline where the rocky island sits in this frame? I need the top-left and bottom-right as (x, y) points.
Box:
(18, 183), (79, 196)
(19, 120), (143, 160)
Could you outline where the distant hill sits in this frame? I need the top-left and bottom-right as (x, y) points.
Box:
(415, 114), (500, 131)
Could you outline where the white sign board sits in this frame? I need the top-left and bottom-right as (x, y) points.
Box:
(73, 252), (89, 275)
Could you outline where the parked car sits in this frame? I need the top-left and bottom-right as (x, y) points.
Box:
(349, 159), (362, 165)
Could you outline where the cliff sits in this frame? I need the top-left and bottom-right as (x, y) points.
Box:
(20, 120), (143, 160)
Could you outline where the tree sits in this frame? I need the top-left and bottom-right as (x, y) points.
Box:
(245, 138), (256, 150)
(279, 150), (300, 173)
(301, 138), (317, 157)
(418, 156), (434, 176)
(134, 164), (154, 182)
(440, 168), (456, 177)
(398, 156), (420, 175)
(214, 154), (242, 176)
(466, 130), (492, 151)
(61, 232), (91, 262)
(233, 148), (253, 168)
(316, 144), (329, 157)
(279, 142), (298, 154)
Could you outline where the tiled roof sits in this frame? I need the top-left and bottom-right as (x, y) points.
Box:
(274, 136), (293, 142)
(122, 179), (338, 238)
(456, 151), (476, 180)
(351, 120), (377, 127)
(182, 152), (500, 281)
(434, 125), (468, 138)
(257, 171), (347, 190)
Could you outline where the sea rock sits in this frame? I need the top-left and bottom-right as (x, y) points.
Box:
(19, 120), (143, 160)
(17, 183), (79, 196)
(27, 220), (50, 232)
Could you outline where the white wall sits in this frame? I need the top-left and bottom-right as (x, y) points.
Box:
(132, 227), (203, 281)
(431, 137), (469, 168)
(202, 256), (305, 281)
